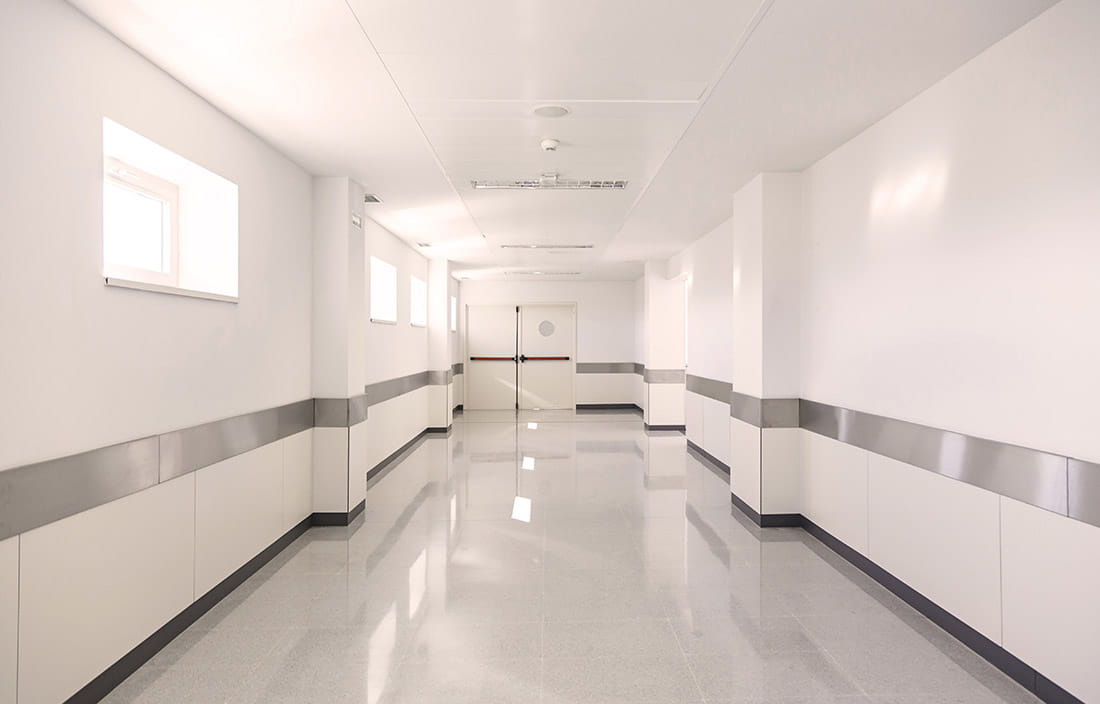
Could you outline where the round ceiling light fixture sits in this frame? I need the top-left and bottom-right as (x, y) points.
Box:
(533, 105), (570, 118)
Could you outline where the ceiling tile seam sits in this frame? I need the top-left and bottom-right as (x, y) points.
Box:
(340, 0), (489, 245)
(610, 0), (778, 246)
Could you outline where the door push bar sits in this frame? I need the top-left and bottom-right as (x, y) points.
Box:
(519, 355), (571, 362)
(470, 356), (517, 361)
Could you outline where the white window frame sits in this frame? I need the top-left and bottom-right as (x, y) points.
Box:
(102, 156), (180, 287)
(410, 275), (427, 328)
(370, 256), (398, 324)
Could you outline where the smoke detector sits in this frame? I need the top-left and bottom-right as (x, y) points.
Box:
(540, 138), (560, 152)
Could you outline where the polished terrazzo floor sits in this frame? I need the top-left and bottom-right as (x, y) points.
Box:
(104, 411), (1041, 703)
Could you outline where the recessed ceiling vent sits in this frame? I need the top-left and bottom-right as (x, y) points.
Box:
(504, 270), (581, 276)
(473, 173), (626, 190)
(500, 244), (594, 249)
(363, 193), (382, 203)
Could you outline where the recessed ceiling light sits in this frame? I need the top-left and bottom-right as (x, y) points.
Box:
(533, 105), (570, 118)
(364, 194), (382, 203)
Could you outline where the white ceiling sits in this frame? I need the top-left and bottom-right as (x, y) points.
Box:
(69, 0), (1056, 280)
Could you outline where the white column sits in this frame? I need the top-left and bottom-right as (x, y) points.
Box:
(426, 258), (453, 430)
(729, 173), (801, 518)
(642, 261), (686, 428)
(310, 176), (367, 514)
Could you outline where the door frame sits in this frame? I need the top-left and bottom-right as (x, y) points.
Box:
(463, 302), (578, 410)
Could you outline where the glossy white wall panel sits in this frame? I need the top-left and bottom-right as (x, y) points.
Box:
(684, 391), (704, 445)
(0, 0), (311, 470)
(1001, 497), (1100, 703)
(729, 417), (761, 512)
(427, 384), (449, 427)
(195, 442), (284, 595)
(0, 536), (16, 704)
(800, 430), (868, 555)
(646, 383), (685, 426)
(282, 429), (313, 531)
(312, 427), (350, 513)
(18, 475), (195, 704)
(868, 454), (1002, 642)
(365, 387), (430, 471)
(760, 174), (801, 399)
(800, 0), (1100, 463)
(668, 218), (733, 384)
(577, 374), (636, 405)
(731, 176), (764, 398)
(760, 428), (799, 514)
(454, 373), (464, 406)
(701, 396), (730, 467)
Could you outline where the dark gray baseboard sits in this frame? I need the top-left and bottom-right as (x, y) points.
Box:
(66, 515), (313, 704)
(366, 429), (434, 485)
(686, 440), (729, 475)
(425, 425), (452, 434)
(453, 404), (463, 413)
(576, 403), (642, 411)
(310, 499), (365, 527)
(725, 495), (1084, 704)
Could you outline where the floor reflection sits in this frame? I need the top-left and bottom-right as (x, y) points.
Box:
(104, 411), (1040, 704)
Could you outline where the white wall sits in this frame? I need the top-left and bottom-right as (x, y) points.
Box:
(0, 0), (312, 470)
(460, 280), (636, 363)
(669, 218), (732, 462)
(795, 2), (1100, 701)
(800, 0), (1100, 464)
(364, 219), (430, 384)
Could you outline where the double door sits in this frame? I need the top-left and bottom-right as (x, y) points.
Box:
(465, 304), (575, 410)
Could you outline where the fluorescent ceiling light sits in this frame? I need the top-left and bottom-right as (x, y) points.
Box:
(472, 179), (627, 190)
(504, 270), (581, 276)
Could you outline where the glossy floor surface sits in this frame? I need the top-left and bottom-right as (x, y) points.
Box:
(105, 412), (1040, 703)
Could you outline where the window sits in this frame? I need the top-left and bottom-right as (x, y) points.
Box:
(103, 158), (179, 286)
(370, 256), (397, 323)
(102, 118), (238, 300)
(410, 276), (427, 327)
(450, 295), (457, 332)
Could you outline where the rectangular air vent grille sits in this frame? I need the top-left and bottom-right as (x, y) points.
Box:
(472, 179), (627, 190)
(500, 244), (594, 249)
(363, 193), (382, 203)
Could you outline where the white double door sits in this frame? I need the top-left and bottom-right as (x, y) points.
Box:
(465, 304), (575, 410)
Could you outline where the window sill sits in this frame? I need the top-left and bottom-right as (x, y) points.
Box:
(370, 318), (397, 325)
(105, 277), (238, 303)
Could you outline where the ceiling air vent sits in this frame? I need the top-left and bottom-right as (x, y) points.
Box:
(472, 173), (627, 190)
(504, 270), (581, 276)
(500, 244), (594, 249)
(363, 193), (382, 203)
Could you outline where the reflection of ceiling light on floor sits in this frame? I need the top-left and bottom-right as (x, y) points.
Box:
(511, 496), (532, 522)
(521, 456), (536, 470)
(527, 422), (538, 430)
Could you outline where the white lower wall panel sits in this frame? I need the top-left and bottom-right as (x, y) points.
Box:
(282, 429), (313, 531)
(313, 427), (350, 513)
(632, 374), (643, 408)
(868, 454), (1002, 643)
(646, 383), (685, 426)
(1001, 497), (1100, 704)
(685, 391), (704, 445)
(18, 474), (195, 704)
(365, 387), (430, 470)
(427, 384), (448, 428)
(577, 373), (637, 405)
(760, 428), (799, 514)
(701, 396), (730, 467)
(348, 421), (368, 508)
(0, 536), (17, 704)
(800, 430), (869, 555)
(195, 442), (284, 595)
(453, 373), (464, 407)
(729, 417), (761, 512)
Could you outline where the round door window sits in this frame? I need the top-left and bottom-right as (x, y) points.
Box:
(538, 320), (556, 337)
